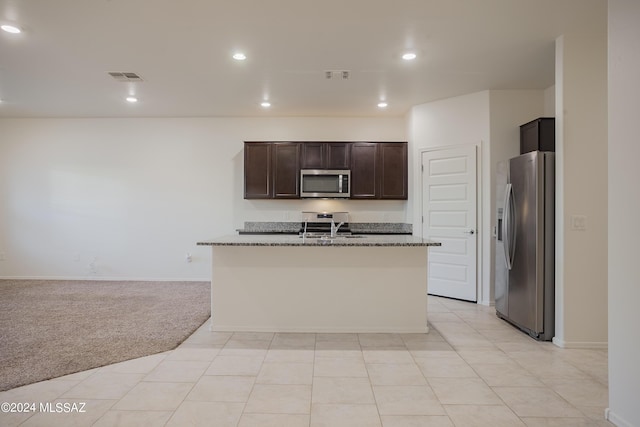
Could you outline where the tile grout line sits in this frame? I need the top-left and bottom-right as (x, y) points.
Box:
(357, 334), (384, 427)
(7, 297), (612, 426)
(94, 331), (227, 426)
(447, 301), (602, 425)
(420, 314), (476, 426)
(234, 331), (272, 425)
(309, 335), (318, 427)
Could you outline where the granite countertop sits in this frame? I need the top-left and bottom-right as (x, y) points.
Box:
(197, 234), (440, 247)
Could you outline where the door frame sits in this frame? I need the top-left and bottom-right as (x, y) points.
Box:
(418, 142), (484, 305)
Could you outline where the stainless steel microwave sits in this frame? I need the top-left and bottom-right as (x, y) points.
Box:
(300, 169), (350, 198)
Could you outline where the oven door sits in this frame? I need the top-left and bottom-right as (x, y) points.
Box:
(300, 169), (350, 198)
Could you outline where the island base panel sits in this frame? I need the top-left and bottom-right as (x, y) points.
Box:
(210, 246), (429, 333)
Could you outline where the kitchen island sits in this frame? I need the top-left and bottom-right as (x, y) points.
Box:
(197, 235), (440, 333)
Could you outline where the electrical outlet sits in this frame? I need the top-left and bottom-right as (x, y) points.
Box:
(88, 263), (97, 274)
(88, 257), (98, 274)
(185, 253), (192, 263)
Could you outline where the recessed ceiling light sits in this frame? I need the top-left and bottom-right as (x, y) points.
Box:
(378, 102), (388, 108)
(261, 101), (271, 108)
(402, 52), (417, 61)
(126, 96), (138, 103)
(233, 52), (247, 61)
(1, 24), (21, 34)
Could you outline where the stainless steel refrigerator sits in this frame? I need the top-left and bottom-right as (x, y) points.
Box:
(495, 151), (555, 341)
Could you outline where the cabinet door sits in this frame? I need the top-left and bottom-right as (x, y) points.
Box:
(244, 143), (272, 199)
(326, 143), (351, 169)
(300, 142), (324, 169)
(272, 142), (301, 198)
(520, 118), (555, 154)
(301, 142), (350, 169)
(350, 142), (378, 198)
(378, 143), (408, 199)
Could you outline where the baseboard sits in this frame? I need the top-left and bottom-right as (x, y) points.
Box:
(0, 275), (210, 282)
(606, 408), (635, 427)
(210, 325), (431, 333)
(478, 299), (495, 307)
(552, 337), (608, 349)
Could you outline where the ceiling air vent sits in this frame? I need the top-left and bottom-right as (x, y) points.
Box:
(324, 70), (350, 80)
(108, 72), (144, 82)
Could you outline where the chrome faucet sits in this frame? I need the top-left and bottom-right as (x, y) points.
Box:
(330, 219), (345, 238)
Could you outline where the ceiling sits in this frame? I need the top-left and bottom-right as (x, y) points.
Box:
(0, 0), (603, 118)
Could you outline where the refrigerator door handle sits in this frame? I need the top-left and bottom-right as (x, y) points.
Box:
(502, 183), (515, 270)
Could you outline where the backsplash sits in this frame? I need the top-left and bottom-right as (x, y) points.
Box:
(241, 222), (301, 233)
(350, 222), (412, 234)
(239, 221), (412, 234)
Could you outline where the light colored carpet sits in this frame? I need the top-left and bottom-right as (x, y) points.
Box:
(0, 280), (210, 392)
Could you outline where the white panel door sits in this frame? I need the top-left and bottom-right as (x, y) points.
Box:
(422, 146), (477, 301)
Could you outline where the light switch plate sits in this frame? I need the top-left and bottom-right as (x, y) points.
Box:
(571, 215), (588, 231)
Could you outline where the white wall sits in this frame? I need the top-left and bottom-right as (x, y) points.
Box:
(0, 117), (405, 280)
(544, 85), (556, 116)
(408, 90), (545, 305)
(554, 6), (608, 348)
(608, 1), (640, 425)
(408, 91), (490, 303)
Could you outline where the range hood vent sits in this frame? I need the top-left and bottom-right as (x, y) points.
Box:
(325, 70), (350, 80)
(108, 72), (144, 82)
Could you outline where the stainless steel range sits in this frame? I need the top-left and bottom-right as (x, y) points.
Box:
(300, 211), (351, 237)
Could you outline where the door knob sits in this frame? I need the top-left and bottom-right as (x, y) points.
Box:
(464, 229), (475, 235)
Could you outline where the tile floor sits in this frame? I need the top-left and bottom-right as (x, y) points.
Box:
(0, 296), (612, 427)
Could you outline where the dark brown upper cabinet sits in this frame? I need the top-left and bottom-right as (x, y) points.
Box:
(325, 143), (351, 169)
(244, 142), (272, 199)
(350, 142), (408, 200)
(272, 142), (300, 198)
(244, 142), (300, 199)
(300, 142), (351, 169)
(244, 141), (407, 200)
(520, 117), (555, 154)
(350, 142), (379, 199)
(378, 143), (408, 199)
